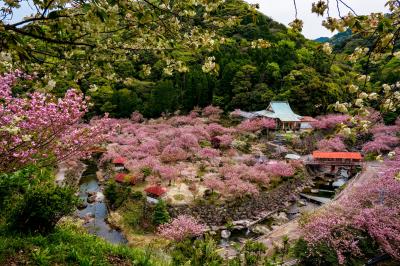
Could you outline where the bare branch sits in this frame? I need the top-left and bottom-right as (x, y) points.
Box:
(338, 0), (358, 16)
(293, 0), (298, 18)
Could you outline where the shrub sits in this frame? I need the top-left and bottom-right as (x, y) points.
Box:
(104, 180), (132, 209)
(171, 238), (223, 266)
(243, 240), (267, 265)
(152, 200), (170, 226)
(173, 194), (185, 201)
(293, 238), (339, 266)
(7, 184), (79, 235)
(131, 191), (143, 200)
(0, 166), (51, 215)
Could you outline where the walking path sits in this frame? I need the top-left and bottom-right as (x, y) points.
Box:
(256, 161), (382, 252)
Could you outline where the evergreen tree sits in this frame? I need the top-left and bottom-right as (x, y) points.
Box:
(152, 200), (170, 226)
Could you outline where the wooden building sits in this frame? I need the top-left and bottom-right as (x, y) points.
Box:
(235, 101), (313, 131)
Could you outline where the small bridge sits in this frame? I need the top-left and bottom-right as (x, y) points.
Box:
(305, 151), (364, 169)
(305, 160), (363, 167)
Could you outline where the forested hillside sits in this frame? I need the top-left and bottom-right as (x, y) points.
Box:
(78, 0), (357, 117)
(4, 0), (366, 118)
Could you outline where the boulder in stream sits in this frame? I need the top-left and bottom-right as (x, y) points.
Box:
(87, 195), (97, 204)
(84, 212), (94, 223)
(77, 201), (88, 210)
(252, 225), (271, 235)
(95, 192), (105, 202)
(272, 212), (289, 224)
(221, 230), (231, 239)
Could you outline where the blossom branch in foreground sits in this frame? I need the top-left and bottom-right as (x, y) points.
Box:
(0, 71), (107, 172)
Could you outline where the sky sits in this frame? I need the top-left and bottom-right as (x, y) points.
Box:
(245, 0), (389, 39)
(4, 0), (389, 40)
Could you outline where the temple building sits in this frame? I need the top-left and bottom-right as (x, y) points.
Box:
(235, 101), (313, 131)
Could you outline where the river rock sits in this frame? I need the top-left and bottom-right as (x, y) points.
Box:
(87, 195), (97, 203)
(221, 230), (231, 239)
(298, 200), (307, 206)
(252, 225), (271, 235)
(271, 225), (280, 231)
(96, 170), (105, 182)
(83, 212), (94, 223)
(77, 201), (88, 210)
(272, 212), (289, 224)
(95, 192), (105, 202)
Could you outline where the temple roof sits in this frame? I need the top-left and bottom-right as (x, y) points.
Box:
(267, 101), (302, 122)
(235, 101), (303, 122)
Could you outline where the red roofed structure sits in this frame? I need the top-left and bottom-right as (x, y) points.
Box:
(308, 151), (363, 170)
(115, 173), (128, 183)
(144, 186), (167, 198)
(115, 173), (136, 184)
(112, 157), (126, 165)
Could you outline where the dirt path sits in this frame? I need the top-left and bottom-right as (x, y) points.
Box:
(255, 161), (382, 252)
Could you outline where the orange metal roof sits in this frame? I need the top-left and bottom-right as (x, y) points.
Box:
(313, 151), (362, 160)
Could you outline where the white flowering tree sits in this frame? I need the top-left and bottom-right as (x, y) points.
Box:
(0, 0), (246, 81)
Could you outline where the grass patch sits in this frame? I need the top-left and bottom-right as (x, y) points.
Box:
(173, 194), (185, 201)
(0, 221), (169, 266)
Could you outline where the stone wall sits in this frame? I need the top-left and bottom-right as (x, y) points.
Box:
(169, 176), (312, 226)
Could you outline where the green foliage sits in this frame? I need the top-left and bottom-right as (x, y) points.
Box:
(293, 238), (339, 266)
(0, 223), (167, 265)
(171, 238), (223, 266)
(0, 166), (53, 215)
(104, 180), (132, 209)
(6, 184), (79, 235)
(152, 200), (170, 226)
(243, 240), (267, 265)
(122, 201), (145, 230)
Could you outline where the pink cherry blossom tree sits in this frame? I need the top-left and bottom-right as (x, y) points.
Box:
(317, 136), (347, 152)
(155, 165), (179, 185)
(302, 151), (400, 264)
(157, 215), (206, 241)
(0, 71), (106, 172)
(130, 111), (144, 123)
(313, 114), (350, 130)
(198, 147), (220, 160)
(259, 162), (295, 177)
(237, 118), (276, 133)
(202, 105), (223, 121)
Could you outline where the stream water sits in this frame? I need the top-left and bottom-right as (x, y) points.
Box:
(76, 166), (127, 244)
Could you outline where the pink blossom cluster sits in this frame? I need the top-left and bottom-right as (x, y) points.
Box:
(258, 162), (295, 177)
(229, 109), (243, 118)
(202, 105), (223, 121)
(130, 111), (144, 123)
(198, 147), (220, 159)
(202, 162), (295, 198)
(237, 118), (276, 132)
(160, 145), (189, 162)
(0, 72), (106, 172)
(302, 151), (400, 264)
(362, 122), (400, 154)
(317, 136), (347, 152)
(101, 108), (296, 196)
(214, 134), (233, 148)
(157, 215), (206, 241)
(313, 114), (350, 130)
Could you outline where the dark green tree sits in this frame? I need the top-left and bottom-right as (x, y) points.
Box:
(152, 200), (170, 226)
(7, 184), (79, 235)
